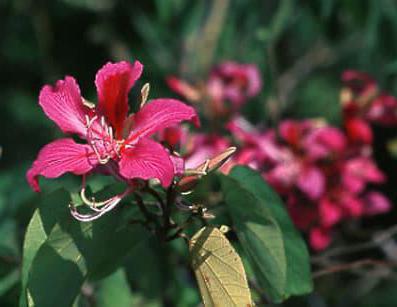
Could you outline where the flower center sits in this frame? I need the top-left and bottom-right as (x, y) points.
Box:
(85, 115), (122, 164)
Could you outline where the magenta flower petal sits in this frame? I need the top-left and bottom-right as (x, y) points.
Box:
(363, 191), (391, 215)
(39, 76), (89, 137)
(297, 167), (325, 200)
(95, 60), (143, 137)
(345, 118), (373, 144)
(211, 62), (262, 107)
(319, 198), (342, 227)
(170, 155), (185, 176)
(303, 126), (347, 160)
(27, 138), (97, 192)
(342, 173), (364, 193)
(310, 227), (332, 251)
(314, 127), (347, 153)
(119, 138), (174, 187)
(343, 157), (385, 191)
(367, 94), (397, 126)
(245, 64), (262, 97)
(341, 194), (363, 217)
(127, 99), (199, 143)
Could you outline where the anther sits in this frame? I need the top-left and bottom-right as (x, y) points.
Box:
(140, 83), (150, 108)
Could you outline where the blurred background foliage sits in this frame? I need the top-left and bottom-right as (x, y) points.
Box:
(1, 0), (397, 306)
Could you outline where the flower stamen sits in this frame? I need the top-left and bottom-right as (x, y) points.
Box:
(70, 186), (134, 222)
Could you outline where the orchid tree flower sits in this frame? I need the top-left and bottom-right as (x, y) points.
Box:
(27, 61), (198, 220)
(341, 70), (397, 126)
(207, 61), (262, 109)
(167, 61), (262, 118)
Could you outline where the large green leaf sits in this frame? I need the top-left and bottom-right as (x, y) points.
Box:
(20, 188), (149, 307)
(123, 235), (167, 300)
(19, 189), (69, 307)
(221, 166), (313, 302)
(189, 226), (253, 307)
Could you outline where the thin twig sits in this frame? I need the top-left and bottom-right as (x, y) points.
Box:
(163, 183), (177, 232)
(134, 193), (159, 229)
(166, 214), (195, 241)
(312, 224), (397, 263)
(313, 259), (397, 279)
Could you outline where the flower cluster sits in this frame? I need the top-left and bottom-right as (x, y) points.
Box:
(224, 117), (390, 250)
(342, 70), (397, 131)
(167, 65), (394, 251)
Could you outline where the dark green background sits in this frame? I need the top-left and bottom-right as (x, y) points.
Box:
(1, 1), (397, 306)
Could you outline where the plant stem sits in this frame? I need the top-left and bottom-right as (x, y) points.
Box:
(134, 193), (159, 231)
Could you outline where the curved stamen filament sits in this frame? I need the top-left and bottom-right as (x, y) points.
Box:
(69, 197), (122, 222)
(70, 176), (134, 222)
(80, 187), (111, 210)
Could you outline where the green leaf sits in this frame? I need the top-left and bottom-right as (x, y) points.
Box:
(96, 269), (133, 307)
(189, 226), (254, 307)
(123, 235), (166, 300)
(221, 166), (313, 302)
(0, 269), (19, 297)
(0, 219), (19, 259)
(20, 188), (149, 307)
(20, 189), (69, 307)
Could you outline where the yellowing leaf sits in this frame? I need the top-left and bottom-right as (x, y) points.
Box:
(189, 226), (253, 307)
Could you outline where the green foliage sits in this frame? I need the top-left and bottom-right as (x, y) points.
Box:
(123, 234), (167, 300)
(221, 166), (313, 303)
(20, 189), (150, 307)
(96, 269), (134, 307)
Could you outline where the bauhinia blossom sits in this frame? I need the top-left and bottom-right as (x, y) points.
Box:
(207, 61), (262, 109)
(341, 70), (397, 126)
(27, 60), (198, 204)
(167, 61), (262, 117)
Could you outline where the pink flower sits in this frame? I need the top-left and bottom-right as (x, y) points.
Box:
(342, 70), (397, 127)
(167, 62), (262, 119)
(279, 120), (347, 160)
(342, 70), (377, 99)
(367, 94), (397, 126)
(27, 61), (198, 192)
(208, 61), (262, 109)
(184, 134), (230, 169)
